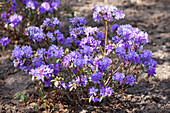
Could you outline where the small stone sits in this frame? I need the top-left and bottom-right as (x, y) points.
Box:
(0, 79), (4, 86)
(80, 110), (88, 113)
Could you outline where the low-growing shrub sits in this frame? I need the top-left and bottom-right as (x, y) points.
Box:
(0, 0), (74, 43)
(11, 5), (157, 104)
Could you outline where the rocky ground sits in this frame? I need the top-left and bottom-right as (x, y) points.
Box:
(0, 0), (170, 112)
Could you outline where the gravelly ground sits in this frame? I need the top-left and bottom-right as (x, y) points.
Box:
(0, 0), (170, 112)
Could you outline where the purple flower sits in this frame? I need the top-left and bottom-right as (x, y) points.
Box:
(21, 45), (33, 58)
(112, 72), (125, 84)
(96, 32), (105, 45)
(111, 24), (119, 32)
(26, 26), (45, 43)
(126, 75), (135, 86)
(9, 14), (23, 28)
(54, 30), (65, 44)
(112, 36), (122, 44)
(37, 48), (47, 59)
(46, 32), (55, 41)
(32, 58), (45, 67)
(22, 0), (27, 4)
(51, 1), (60, 10)
(89, 87), (98, 96)
(80, 36), (100, 49)
(0, 37), (10, 47)
(1, 11), (8, 22)
(41, 2), (50, 11)
(114, 10), (125, 20)
(70, 17), (87, 27)
(43, 17), (61, 28)
(62, 51), (82, 67)
(84, 27), (98, 36)
(26, 1), (35, 9)
(12, 45), (24, 59)
(106, 45), (114, 53)
(12, 45), (32, 59)
(64, 37), (73, 47)
(126, 51), (141, 65)
(143, 58), (157, 76)
(29, 65), (54, 82)
(75, 75), (88, 87)
(105, 87), (113, 97)
(92, 97), (99, 102)
(47, 45), (64, 59)
(91, 72), (104, 84)
(115, 43), (126, 58)
(38, 6), (46, 14)
(80, 45), (94, 55)
(99, 57), (112, 72)
(93, 6), (124, 22)
(74, 58), (85, 67)
(69, 27), (85, 38)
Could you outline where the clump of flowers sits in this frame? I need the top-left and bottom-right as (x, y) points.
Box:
(0, 37), (10, 47)
(0, 0), (61, 43)
(12, 5), (157, 103)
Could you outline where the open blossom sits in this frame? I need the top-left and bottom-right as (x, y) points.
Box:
(99, 57), (112, 72)
(26, 1), (35, 9)
(70, 17), (87, 27)
(9, 14), (23, 28)
(26, 26), (45, 43)
(93, 6), (125, 22)
(91, 72), (104, 84)
(54, 30), (65, 44)
(111, 24), (119, 32)
(89, 87), (98, 96)
(84, 27), (98, 36)
(114, 10), (125, 20)
(47, 45), (64, 59)
(100, 87), (113, 97)
(43, 17), (61, 28)
(112, 72), (125, 84)
(12, 45), (32, 59)
(1, 11), (8, 22)
(51, 0), (60, 10)
(70, 27), (85, 38)
(41, 2), (50, 11)
(126, 75), (136, 86)
(106, 45), (114, 53)
(29, 65), (54, 82)
(0, 37), (10, 47)
(75, 75), (88, 87)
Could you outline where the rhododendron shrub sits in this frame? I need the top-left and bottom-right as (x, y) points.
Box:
(12, 6), (157, 103)
(0, 0), (60, 42)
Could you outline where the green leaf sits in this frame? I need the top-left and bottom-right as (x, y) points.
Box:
(43, 95), (47, 99)
(20, 95), (25, 103)
(99, 96), (103, 102)
(23, 91), (28, 95)
(69, 86), (73, 91)
(43, 102), (47, 106)
(24, 95), (28, 104)
(39, 88), (43, 99)
(32, 76), (35, 81)
(145, 65), (149, 71)
(54, 81), (59, 87)
(146, 74), (150, 79)
(130, 62), (135, 66)
(89, 95), (93, 103)
(14, 93), (20, 99)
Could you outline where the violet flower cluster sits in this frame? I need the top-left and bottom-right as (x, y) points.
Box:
(11, 6), (157, 103)
(0, 0), (61, 44)
(0, 37), (10, 47)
